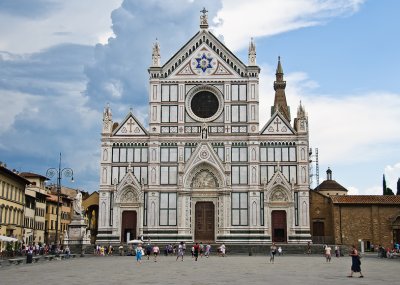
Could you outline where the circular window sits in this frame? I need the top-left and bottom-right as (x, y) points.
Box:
(191, 91), (219, 118)
(186, 85), (224, 122)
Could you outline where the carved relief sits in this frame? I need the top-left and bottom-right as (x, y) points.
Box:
(103, 149), (108, 161)
(121, 190), (137, 203)
(270, 188), (288, 202)
(191, 169), (218, 188)
(102, 168), (107, 184)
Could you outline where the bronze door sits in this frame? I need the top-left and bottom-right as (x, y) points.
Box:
(272, 210), (287, 242)
(121, 211), (137, 242)
(195, 202), (214, 242)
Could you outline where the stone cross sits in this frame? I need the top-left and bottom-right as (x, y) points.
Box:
(127, 118), (135, 133)
(274, 117), (281, 132)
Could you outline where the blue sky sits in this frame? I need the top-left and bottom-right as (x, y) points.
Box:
(0, 0), (399, 194)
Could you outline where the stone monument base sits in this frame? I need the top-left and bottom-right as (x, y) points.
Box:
(64, 215), (91, 256)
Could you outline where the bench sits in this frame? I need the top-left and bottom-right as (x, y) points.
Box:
(70, 254), (77, 258)
(32, 256), (41, 263)
(58, 254), (67, 260)
(8, 258), (24, 265)
(44, 255), (56, 261)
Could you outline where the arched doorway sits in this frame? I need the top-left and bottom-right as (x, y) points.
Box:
(272, 210), (287, 242)
(195, 202), (215, 242)
(121, 211), (137, 242)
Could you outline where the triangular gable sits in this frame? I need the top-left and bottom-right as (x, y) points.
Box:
(260, 111), (295, 135)
(170, 45), (236, 79)
(183, 142), (226, 187)
(115, 169), (143, 204)
(162, 30), (247, 79)
(265, 169), (292, 202)
(118, 169), (142, 190)
(113, 112), (148, 136)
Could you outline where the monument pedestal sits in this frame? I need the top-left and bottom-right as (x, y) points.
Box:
(64, 215), (91, 256)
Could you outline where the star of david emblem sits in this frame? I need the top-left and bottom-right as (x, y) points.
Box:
(195, 53), (213, 72)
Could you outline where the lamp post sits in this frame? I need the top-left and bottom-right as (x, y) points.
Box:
(46, 153), (73, 248)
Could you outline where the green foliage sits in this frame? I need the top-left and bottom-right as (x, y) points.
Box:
(386, 187), (394, 195)
(6, 242), (13, 252)
(383, 174), (387, 195)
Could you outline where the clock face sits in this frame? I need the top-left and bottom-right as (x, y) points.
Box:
(190, 91), (219, 119)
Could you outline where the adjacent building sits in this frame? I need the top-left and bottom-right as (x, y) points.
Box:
(97, 11), (311, 245)
(20, 172), (49, 245)
(310, 168), (400, 249)
(0, 164), (29, 246)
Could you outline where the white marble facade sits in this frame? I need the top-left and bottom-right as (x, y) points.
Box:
(97, 12), (311, 245)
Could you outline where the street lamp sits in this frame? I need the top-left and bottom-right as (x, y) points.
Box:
(46, 153), (73, 248)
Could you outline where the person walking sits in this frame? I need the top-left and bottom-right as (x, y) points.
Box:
(145, 242), (152, 260)
(325, 245), (332, 262)
(278, 246), (283, 256)
(152, 244), (160, 262)
(348, 245), (363, 278)
(193, 242), (200, 261)
(176, 241), (184, 261)
(219, 243), (226, 257)
(270, 242), (277, 263)
(136, 244), (143, 264)
(205, 243), (211, 258)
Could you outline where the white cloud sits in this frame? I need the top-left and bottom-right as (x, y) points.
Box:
(0, 0), (122, 53)
(213, 0), (364, 51)
(259, 63), (400, 165)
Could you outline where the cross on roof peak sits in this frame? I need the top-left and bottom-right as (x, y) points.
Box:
(200, 7), (209, 29)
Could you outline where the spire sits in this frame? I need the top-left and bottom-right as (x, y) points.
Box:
(297, 100), (306, 118)
(102, 103), (113, 134)
(151, 39), (161, 67)
(276, 56), (283, 74)
(200, 7), (209, 29)
(272, 56), (291, 121)
(248, 37), (256, 66)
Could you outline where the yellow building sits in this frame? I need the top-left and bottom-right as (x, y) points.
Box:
(60, 193), (73, 242)
(45, 194), (60, 245)
(83, 191), (99, 244)
(0, 164), (29, 249)
(20, 172), (49, 245)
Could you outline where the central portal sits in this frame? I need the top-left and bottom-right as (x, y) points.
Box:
(121, 211), (137, 242)
(195, 202), (215, 242)
(271, 210), (287, 243)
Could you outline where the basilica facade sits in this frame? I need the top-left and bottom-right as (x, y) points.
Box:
(97, 11), (311, 244)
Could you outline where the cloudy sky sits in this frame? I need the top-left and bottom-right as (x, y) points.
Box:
(0, 0), (399, 194)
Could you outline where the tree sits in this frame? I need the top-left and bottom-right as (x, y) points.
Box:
(383, 174), (387, 195)
(397, 178), (400, 195)
(386, 187), (394, 195)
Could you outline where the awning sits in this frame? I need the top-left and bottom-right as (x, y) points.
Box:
(0, 235), (18, 242)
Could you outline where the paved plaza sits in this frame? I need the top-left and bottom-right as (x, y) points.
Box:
(1, 253), (399, 284)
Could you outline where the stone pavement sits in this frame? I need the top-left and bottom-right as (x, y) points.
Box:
(0, 253), (398, 285)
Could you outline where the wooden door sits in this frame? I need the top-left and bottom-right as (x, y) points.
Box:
(121, 211), (137, 242)
(195, 202), (214, 242)
(272, 210), (287, 242)
(313, 221), (325, 237)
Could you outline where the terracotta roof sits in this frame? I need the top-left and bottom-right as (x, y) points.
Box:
(331, 195), (400, 204)
(315, 179), (348, 192)
(20, 172), (49, 180)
